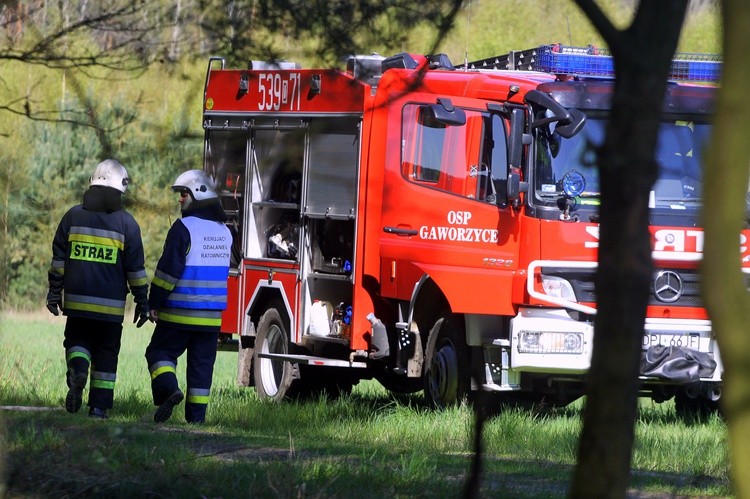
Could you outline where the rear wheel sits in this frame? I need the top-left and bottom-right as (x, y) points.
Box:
(254, 307), (297, 402)
(237, 345), (254, 387)
(237, 338), (254, 387)
(423, 314), (470, 408)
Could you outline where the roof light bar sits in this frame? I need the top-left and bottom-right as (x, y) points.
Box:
(468, 44), (722, 83)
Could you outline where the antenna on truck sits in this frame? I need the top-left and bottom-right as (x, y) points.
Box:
(463, 0), (472, 70)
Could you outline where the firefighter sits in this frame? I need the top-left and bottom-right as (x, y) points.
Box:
(145, 170), (231, 424)
(47, 159), (150, 419)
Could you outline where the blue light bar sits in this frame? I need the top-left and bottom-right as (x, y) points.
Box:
(536, 45), (721, 82)
(537, 45), (613, 76)
(468, 45), (722, 83)
(670, 54), (722, 82)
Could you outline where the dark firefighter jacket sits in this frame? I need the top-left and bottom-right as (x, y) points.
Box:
(48, 186), (149, 322)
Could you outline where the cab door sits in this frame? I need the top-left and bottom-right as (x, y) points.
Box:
(379, 100), (521, 315)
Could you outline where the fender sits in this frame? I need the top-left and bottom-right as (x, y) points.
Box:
(246, 279), (295, 340)
(410, 262), (516, 316)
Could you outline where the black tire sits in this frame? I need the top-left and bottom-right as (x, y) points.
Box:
(236, 340), (254, 387)
(675, 391), (721, 423)
(254, 307), (296, 402)
(423, 314), (470, 408)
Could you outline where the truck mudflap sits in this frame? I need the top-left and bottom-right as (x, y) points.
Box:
(256, 352), (368, 368)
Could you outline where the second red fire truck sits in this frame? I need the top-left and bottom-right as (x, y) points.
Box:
(202, 44), (731, 415)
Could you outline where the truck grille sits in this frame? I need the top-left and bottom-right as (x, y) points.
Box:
(541, 267), (703, 308)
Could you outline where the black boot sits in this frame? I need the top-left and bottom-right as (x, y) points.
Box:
(154, 389), (184, 423)
(65, 371), (88, 414)
(88, 407), (108, 419)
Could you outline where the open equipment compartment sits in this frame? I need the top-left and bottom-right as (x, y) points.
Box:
(299, 116), (361, 341)
(246, 122), (305, 261)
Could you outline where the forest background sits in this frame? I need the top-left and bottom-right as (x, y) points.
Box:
(0, 0), (721, 309)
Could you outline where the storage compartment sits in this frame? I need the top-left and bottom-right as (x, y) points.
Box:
(204, 130), (248, 267)
(303, 278), (353, 341)
(309, 218), (354, 275)
(220, 172), (244, 266)
(255, 128), (305, 204)
(305, 118), (360, 218)
(264, 210), (300, 259)
(246, 124), (305, 260)
(248, 207), (299, 260)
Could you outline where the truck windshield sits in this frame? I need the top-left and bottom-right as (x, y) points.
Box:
(533, 116), (712, 212)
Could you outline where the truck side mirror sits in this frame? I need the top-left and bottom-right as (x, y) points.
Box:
(554, 108), (586, 139)
(507, 170), (520, 201)
(507, 168), (527, 205)
(525, 89), (585, 139)
(508, 108), (525, 168)
(506, 108), (529, 207)
(429, 98), (466, 126)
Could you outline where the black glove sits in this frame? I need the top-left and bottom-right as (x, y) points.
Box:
(134, 303), (150, 328)
(46, 290), (62, 316)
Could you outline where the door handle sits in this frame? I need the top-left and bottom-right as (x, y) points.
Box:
(383, 226), (419, 237)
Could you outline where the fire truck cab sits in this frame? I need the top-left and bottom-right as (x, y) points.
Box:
(203, 45), (729, 415)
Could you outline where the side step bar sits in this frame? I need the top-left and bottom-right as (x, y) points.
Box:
(257, 352), (368, 368)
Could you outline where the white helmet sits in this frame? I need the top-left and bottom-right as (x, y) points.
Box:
(90, 159), (129, 193)
(171, 170), (219, 201)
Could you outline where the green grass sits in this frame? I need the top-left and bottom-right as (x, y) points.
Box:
(0, 312), (732, 497)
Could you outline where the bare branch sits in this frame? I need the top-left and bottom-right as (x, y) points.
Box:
(574, 0), (622, 50)
(0, 1), (174, 142)
(1, 1), (174, 71)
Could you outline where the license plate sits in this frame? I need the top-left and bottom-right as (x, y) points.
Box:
(642, 333), (700, 349)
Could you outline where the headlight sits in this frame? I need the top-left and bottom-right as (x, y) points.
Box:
(541, 275), (576, 301)
(518, 331), (584, 354)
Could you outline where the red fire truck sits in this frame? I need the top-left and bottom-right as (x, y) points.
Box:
(203, 44), (728, 415)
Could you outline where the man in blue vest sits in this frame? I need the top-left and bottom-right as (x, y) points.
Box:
(47, 159), (150, 419)
(145, 170), (231, 424)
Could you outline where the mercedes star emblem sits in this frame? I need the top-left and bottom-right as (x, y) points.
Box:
(653, 270), (683, 303)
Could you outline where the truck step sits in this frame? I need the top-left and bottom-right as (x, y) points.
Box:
(256, 352), (368, 368)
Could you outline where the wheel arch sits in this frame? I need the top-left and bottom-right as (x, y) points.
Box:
(246, 280), (294, 338)
(408, 274), (452, 337)
(407, 274), (467, 375)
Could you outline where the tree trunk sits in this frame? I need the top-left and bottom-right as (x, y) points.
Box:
(570, 1), (688, 497)
(702, 1), (750, 497)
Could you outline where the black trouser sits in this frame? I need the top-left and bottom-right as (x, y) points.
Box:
(63, 317), (123, 410)
(145, 323), (218, 423)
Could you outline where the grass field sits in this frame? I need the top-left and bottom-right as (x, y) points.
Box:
(0, 311), (732, 497)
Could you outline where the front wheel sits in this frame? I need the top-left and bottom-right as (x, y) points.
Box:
(675, 384), (721, 423)
(423, 314), (470, 408)
(254, 307), (297, 402)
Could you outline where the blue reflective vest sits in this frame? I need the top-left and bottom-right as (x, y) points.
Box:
(154, 216), (231, 330)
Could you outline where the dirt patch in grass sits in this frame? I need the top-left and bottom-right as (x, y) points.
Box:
(0, 407), (731, 498)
